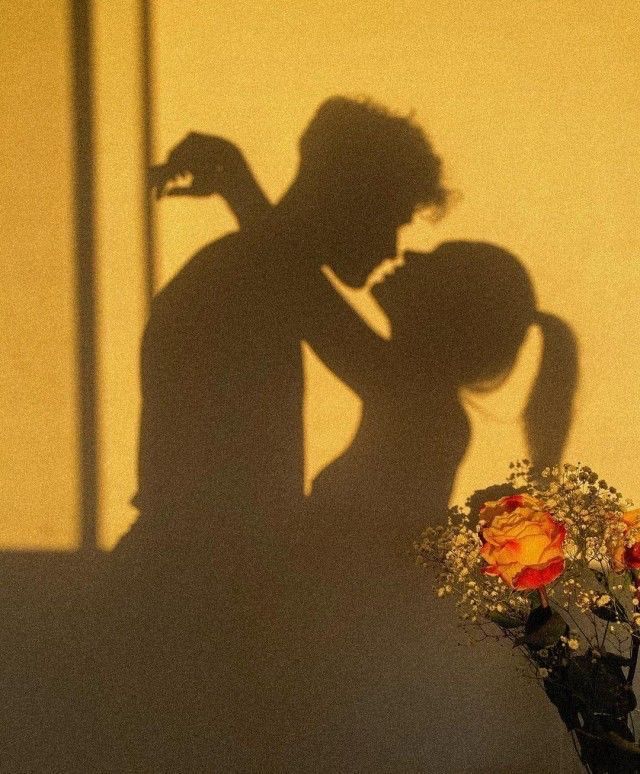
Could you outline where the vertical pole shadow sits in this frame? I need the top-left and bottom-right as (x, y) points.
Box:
(71, 0), (98, 552)
(141, 0), (156, 306)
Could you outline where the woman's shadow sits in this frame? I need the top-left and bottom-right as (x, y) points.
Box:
(309, 239), (578, 537)
(279, 239), (580, 770)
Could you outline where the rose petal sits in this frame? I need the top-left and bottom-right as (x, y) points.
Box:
(517, 533), (555, 565)
(512, 558), (565, 590)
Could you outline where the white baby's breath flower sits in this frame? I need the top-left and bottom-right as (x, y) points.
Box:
(563, 540), (579, 561)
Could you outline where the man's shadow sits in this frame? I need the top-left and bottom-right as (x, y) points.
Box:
(70, 97), (452, 772)
(91, 108), (577, 770)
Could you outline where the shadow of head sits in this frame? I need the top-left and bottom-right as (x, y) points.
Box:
(374, 240), (537, 387)
(283, 96), (450, 287)
(371, 240), (579, 469)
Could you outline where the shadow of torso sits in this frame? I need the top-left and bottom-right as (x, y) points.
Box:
(280, 371), (580, 772)
(128, 228), (309, 554)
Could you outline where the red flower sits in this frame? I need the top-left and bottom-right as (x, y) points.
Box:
(479, 494), (566, 590)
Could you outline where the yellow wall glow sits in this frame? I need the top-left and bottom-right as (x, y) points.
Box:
(3, 2), (638, 550)
(92, 0), (149, 549)
(150, 1), (640, 519)
(0, 1), (79, 549)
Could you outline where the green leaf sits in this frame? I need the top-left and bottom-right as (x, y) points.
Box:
(570, 653), (638, 716)
(606, 732), (640, 758)
(527, 590), (542, 610)
(593, 598), (627, 623)
(563, 659), (594, 706)
(601, 651), (632, 669)
(489, 611), (524, 629)
(524, 607), (568, 650)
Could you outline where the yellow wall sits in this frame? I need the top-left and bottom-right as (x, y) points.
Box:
(2, 2), (638, 550)
(150, 1), (640, 514)
(0, 1), (79, 549)
(92, 0), (149, 549)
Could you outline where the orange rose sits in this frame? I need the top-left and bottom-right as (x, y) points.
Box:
(479, 494), (566, 590)
(610, 509), (640, 572)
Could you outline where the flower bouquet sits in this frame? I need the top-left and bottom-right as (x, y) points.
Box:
(418, 462), (640, 774)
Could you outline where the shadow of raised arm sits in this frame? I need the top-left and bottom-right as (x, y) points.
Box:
(150, 132), (272, 227)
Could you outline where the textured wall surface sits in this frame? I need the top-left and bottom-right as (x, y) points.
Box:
(0, 1), (78, 549)
(152, 0), (640, 518)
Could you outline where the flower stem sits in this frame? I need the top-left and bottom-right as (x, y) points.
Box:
(538, 585), (550, 608)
